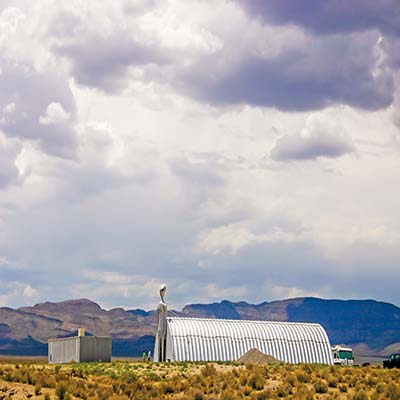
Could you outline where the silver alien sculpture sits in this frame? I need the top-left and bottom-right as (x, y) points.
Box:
(156, 284), (167, 361)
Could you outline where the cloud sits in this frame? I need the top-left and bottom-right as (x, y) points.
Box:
(1, 0), (400, 311)
(0, 60), (78, 159)
(40, 102), (71, 125)
(197, 222), (305, 255)
(0, 133), (22, 189)
(48, 7), (168, 92)
(181, 30), (394, 111)
(39, 1), (396, 112)
(238, 0), (400, 36)
(270, 114), (355, 161)
(0, 6), (78, 159)
(0, 281), (40, 307)
(55, 34), (167, 92)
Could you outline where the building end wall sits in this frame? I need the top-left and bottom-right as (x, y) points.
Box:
(48, 336), (111, 364)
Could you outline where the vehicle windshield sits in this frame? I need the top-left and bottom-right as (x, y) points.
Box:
(339, 350), (353, 359)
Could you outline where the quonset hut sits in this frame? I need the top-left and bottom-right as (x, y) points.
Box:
(154, 286), (333, 364)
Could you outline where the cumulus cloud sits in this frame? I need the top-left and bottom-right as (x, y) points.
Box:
(183, 30), (394, 111)
(238, 0), (400, 36)
(40, 102), (71, 125)
(0, 281), (40, 307)
(270, 114), (355, 161)
(1, 0), (400, 310)
(197, 222), (305, 255)
(0, 60), (77, 159)
(54, 33), (168, 92)
(0, 5), (78, 159)
(47, 4), (169, 92)
(39, 1), (395, 111)
(0, 133), (22, 189)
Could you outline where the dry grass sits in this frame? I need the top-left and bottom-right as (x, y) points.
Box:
(0, 359), (399, 399)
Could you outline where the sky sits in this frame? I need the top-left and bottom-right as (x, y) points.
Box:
(0, 0), (400, 311)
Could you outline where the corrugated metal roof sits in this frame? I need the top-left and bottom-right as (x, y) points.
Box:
(166, 317), (332, 364)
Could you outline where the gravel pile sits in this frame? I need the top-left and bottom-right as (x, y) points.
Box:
(237, 348), (280, 364)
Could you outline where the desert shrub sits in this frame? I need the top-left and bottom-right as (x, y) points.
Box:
(300, 364), (313, 374)
(34, 383), (42, 395)
(385, 383), (400, 400)
(328, 376), (338, 388)
(162, 383), (175, 394)
(319, 368), (330, 380)
(339, 383), (348, 393)
(353, 389), (369, 400)
(4, 372), (13, 382)
(296, 371), (309, 383)
(193, 390), (204, 400)
(248, 373), (264, 390)
(374, 383), (385, 393)
(242, 385), (252, 396)
(313, 379), (328, 394)
(295, 386), (314, 400)
(56, 381), (69, 400)
(348, 376), (358, 387)
(367, 376), (378, 387)
(286, 373), (297, 386)
(201, 364), (217, 378)
(276, 384), (289, 398)
(251, 389), (273, 400)
(220, 389), (240, 400)
(239, 373), (248, 386)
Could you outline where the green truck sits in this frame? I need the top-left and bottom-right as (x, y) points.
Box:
(383, 353), (400, 368)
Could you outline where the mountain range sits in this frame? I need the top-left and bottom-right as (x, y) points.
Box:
(0, 297), (399, 357)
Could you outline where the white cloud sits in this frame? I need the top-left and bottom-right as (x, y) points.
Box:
(270, 113), (355, 161)
(2, 102), (16, 115)
(0, 133), (23, 189)
(40, 102), (70, 125)
(198, 222), (305, 255)
(0, 281), (39, 307)
(0, 0), (399, 310)
(23, 284), (39, 303)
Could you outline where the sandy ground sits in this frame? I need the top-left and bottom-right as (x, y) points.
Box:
(0, 379), (55, 400)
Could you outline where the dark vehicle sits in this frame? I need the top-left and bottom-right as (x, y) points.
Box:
(383, 353), (400, 368)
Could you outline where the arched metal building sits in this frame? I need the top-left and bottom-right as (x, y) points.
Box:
(155, 316), (333, 364)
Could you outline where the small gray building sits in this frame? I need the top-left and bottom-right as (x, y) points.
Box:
(48, 335), (111, 364)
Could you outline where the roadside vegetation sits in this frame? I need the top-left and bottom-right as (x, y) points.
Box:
(0, 359), (399, 399)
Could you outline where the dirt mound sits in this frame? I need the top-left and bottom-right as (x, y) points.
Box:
(238, 348), (280, 364)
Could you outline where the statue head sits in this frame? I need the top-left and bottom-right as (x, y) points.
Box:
(159, 284), (167, 303)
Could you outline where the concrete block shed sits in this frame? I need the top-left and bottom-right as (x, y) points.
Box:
(48, 336), (111, 364)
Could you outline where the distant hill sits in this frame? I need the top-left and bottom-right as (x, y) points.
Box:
(181, 298), (400, 351)
(0, 297), (399, 356)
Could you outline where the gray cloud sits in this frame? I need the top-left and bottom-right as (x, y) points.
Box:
(44, 3), (396, 111)
(270, 116), (355, 161)
(271, 134), (354, 162)
(180, 32), (394, 111)
(1, 0), (400, 310)
(0, 135), (21, 189)
(169, 155), (225, 187)
(49, 10), (168, 92)
(0, 61), (77, 159)
(238, 0), (400, 36)
(55, 35), (167, 92)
